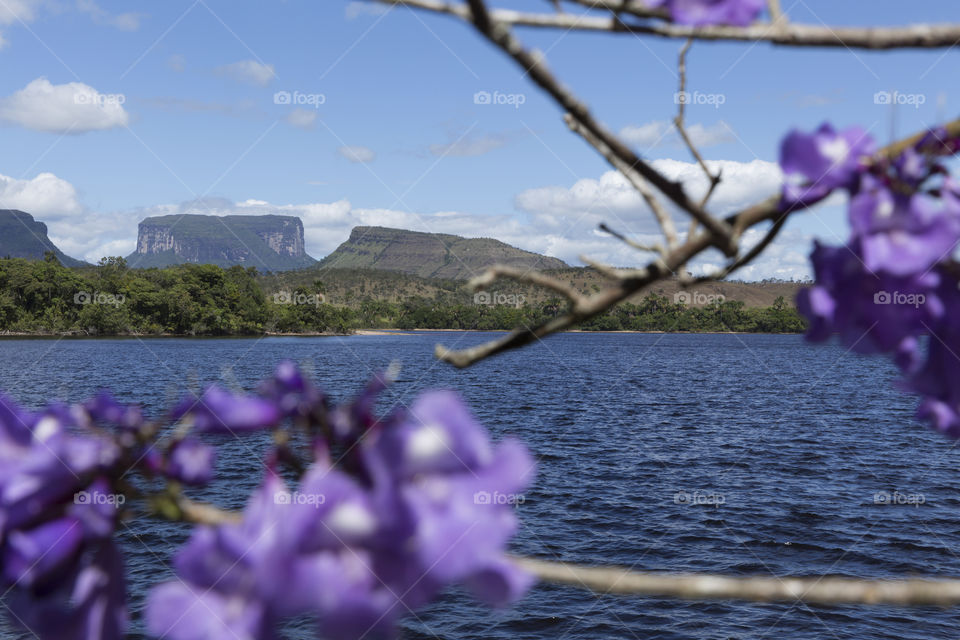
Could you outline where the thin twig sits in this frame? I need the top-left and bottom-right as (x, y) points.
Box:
(672, 38), (722, 208)
(598, 222), (663, 255)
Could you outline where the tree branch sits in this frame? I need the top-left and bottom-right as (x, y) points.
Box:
(515, 556), (960, 606)
(435, 116), (960, 368)
(377, 0), (960, 50)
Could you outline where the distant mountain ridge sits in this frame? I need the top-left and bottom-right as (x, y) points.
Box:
(127, 214), (316, 271)
(0, 210), (85, 266)
(318, 226), (568, 280)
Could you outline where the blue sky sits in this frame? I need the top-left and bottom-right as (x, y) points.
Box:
(0, 0), (957, 277)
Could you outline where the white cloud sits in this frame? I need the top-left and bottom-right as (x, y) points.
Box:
(76, 0), (142, 31)
(215, 60), (276, 87)
(619, 120), (735, 149)
(285, 108), (317, 130)
(337, 145), (376, 163)
(516, 159), (783, 227)
(8, 158), (812, 278)
(0, 78), (129, 133)
(0, 172), (82, 216)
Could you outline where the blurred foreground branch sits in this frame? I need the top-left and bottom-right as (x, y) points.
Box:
(516, 557), (960, 607)
(378, 0), (960, 50)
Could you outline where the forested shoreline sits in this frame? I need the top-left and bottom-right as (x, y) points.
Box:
(0, 255), (807, 336)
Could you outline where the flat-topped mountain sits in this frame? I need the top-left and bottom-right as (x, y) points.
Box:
(0, 210), (85, 266)
(319, 226), (568, 279)
(127, 214), (317, 271)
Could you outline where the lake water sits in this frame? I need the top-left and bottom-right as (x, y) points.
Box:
(0, 332), (958, 639)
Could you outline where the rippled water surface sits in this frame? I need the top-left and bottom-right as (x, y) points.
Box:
(0, 332), (958, 639)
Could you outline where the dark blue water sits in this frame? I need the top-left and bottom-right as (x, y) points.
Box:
(0, 332), (958, 639)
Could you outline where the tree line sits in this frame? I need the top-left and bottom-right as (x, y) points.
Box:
(0, 255), (806, 335)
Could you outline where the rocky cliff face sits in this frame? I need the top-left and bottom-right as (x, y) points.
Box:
(319, 226), (568, 279)
(128, 214), (316, 271)
(0, 210), (85, 266)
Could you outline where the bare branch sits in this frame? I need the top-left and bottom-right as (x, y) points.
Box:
(470, 265), (586, 305)
(435, 116), (960, 368)
(672, 38), (722, 208)
(516, 556), (960, 606)
(376, 0), (960, 50)
(598, 222), (664, 256)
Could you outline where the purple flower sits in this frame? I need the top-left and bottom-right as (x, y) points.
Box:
(166, 438), (216, 486)
(780, 123), (875, 208)
(8, 541), (127, 640)
(796, 240), (945, 354)
(81, 391), (143, 431)
(150, 385), (536, 640)
(848, 174), (960, 275)
(172, 385), (281, 434)
(647, 0), (764, 26)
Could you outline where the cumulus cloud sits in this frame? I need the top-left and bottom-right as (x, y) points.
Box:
(285, 108), (317, 130)
(0, 172), (82, 216)
(515, 159), (783, 229)
(619, 120), (735, 149)
(215, 60), (276, 87)
(337, 145), (375, 163)
(0, 78), (129, 133)
(9, 159), (812, 278)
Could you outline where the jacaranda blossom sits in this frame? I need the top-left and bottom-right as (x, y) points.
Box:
(792, 125), (960, 439)
(0, 396), (127, 639)
(171, 385), (281, 433)
(148, 384), (535, 640)
(779, 122), (875, 208)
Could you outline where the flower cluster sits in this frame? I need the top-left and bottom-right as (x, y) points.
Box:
(784, 123), (960, 436)
(0, 394), (127, 638)
(647, 0), (765, 26)
(148, 371), (535, 640)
